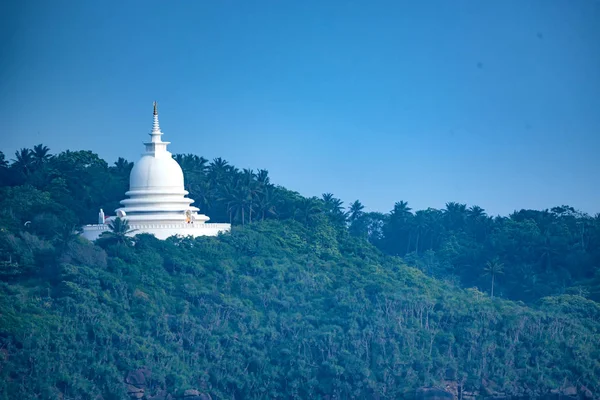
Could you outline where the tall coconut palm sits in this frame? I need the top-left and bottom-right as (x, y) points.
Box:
(322, 193), (347, 226)
(255, 185), (279, 221)
(240, 169), (260, 223)
(220, 176), (255, 225)
(390, 201), (412, 221)
(483, 257), (504, 298)
(322, 193), (342, 211)
(12, 148), (34, 175)
(256, 169), (270, 187)
(32, 144), (52, 166)
(220, 184), (242, 224)
(195, 155), (209, 173)
(190, 180), (217, 214)
(209, 157), (229, 172)
(348, 200), (365, 223)
(386, 201), (413, 254)
(208, 157), (231, 187)
(467, 205), (488, 241)
(444, 202), (468, 230)
(412, 210), (430, 254)
(467, 205), (486, 220)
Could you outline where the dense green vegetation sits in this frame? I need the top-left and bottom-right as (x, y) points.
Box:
(0, 146), (599, 399)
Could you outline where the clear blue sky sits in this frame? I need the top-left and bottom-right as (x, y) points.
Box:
(1, 0), (599, 216)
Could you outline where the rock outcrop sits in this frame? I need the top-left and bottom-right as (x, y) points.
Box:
(125, 368), (151, 399)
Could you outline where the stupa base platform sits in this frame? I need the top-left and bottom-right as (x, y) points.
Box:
(81, 222), (231, 241)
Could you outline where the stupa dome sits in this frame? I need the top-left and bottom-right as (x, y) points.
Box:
(129, 154), (185, 191)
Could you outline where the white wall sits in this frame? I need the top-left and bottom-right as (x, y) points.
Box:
(81, 223), (231, 241)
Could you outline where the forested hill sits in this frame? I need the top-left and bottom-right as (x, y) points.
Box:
(0, 146), (599, 399)
(2, 147), (599, 303)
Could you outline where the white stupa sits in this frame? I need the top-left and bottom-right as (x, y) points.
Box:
(82, 102), (231, 241)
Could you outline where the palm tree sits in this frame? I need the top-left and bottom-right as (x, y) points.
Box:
(444, 202), (468, 230)
(175, 154), (208, 175)
(100, 217), (136, 245)
(208, 157), (231, 188)
(240, 169), (260, 223)
(209, 157), (229, 171)
(220, 175), (257, 225)
(467, 205), (486, 219)
(256, 169), (271, 187)
(12, 148), (34, 175)
(390, 201), (412, 221)
(189, 155), (208, 173)
(255, 185), (279, 221)
(483, 257), (504, 299)
(412, 210), (430, 254)
(467, 205), (488, 241)
(0, 151), (7, 168)
(321, 193), (341, 211)
(387, 201), (414, 253)
(32, 144), (52, 166)
(423, 208), (444, 249)
(348, 200), (365, 223)
(322, 193), (347, 224)
(189, 180), (216, 214)
(220, 184), (243, 224)
(112, 157), (134, 175)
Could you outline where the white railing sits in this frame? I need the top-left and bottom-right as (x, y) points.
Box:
(83, 224), (110, 231)
(83, 223), (230, 231)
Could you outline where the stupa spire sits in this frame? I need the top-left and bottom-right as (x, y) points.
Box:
(144, 101), (170, 156)
(150, 101), (162, 142)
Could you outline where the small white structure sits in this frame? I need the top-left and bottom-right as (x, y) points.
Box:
(82, 102), (231, 241)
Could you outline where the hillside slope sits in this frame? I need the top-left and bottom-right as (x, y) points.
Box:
(1, 219), (599, 399)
